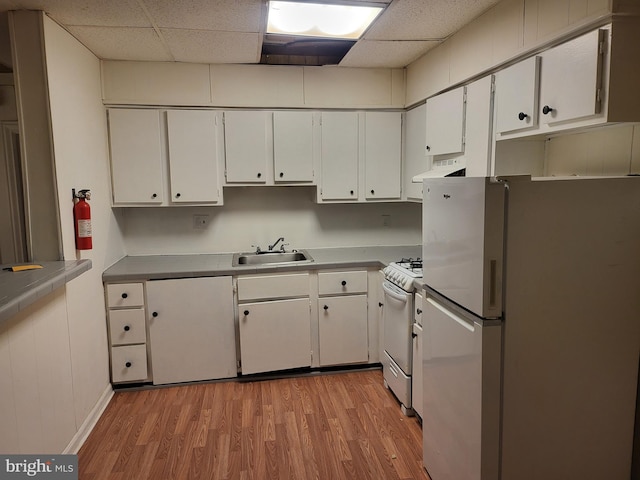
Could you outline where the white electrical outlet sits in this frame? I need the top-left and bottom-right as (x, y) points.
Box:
(193, 214), (210, 229)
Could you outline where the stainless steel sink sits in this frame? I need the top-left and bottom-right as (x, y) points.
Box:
(232, 250), (314, 267)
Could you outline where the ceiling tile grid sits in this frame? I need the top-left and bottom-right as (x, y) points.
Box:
(2, 0), (504, 67)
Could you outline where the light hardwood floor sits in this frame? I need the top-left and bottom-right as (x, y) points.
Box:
(78, 369), (428, 479)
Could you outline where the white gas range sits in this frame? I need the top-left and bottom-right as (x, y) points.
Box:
(381, 258), (423, 416)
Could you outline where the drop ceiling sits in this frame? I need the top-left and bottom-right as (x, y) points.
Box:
(0, 0), (501, 68)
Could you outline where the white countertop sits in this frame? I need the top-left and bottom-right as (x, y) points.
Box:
(102, 245), (421, 282)
(0, 260), (92, 325)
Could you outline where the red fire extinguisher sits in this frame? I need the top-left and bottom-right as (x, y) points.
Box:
(73, 189), (92, 250)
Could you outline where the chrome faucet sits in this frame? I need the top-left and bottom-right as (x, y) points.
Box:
(268, 237), (285, 252)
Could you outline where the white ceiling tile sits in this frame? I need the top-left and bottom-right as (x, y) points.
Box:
(340, 40), (440, 68)
(161, 29), (261, 64)
(143, 0), (264, 32)
(366, 0), (501, 40)
(66, 26), (172, 61)
(10, 0), (151, 27)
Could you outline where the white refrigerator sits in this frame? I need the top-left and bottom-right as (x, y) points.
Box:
(421, 175), (640, 480)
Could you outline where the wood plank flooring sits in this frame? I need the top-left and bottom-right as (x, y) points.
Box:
(78, 369), (428, 480)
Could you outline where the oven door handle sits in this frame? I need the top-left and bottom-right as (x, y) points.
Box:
(382, 282), (409, 303)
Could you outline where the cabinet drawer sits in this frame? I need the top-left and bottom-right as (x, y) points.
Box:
(109, 308), (146, 346)
(237, 273), (309, 301)
(111, 344), (148, 383)
(106, 283), (144, 308)
(318, 270), (367, 295)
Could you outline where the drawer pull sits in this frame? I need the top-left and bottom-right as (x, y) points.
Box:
(417, 308), (422, 315)
(323, 305), (329, 311)
(121, 293), (128, 299)
(125, 362), (132, 368)
(341, 280), (347, 286)
(244, 310), (250, 316)
(412, 332), (417, 338)
(379, 302), (383, 307)
(123, 325), (130, 332)
(152, 311), (158, 317)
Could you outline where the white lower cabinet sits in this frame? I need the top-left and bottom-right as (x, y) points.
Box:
(317, 270), (369, 367)
(106, 282), (149, 384)
(147, 277), (236, 385)
(318, 295), (368, 366)
(237, 273), (311, 375)
(111, 344), (148, 384)
(239, 298), (312, 375)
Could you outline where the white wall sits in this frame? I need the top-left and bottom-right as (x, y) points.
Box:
(121, 187), (421, 255)
(43, 14), (125, 430)
(102, 61), (406, 109)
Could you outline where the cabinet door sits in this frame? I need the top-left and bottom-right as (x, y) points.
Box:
(147, 277), (236, 385)
(166, 110), (221, 203)
(404, 105), (427, 201)
(273, 111), (314, 183)
(425, 87), (465, 156)
(495, 56), (540, 134)
(108, 109), (164, 204)
(464, 75), (495, 177)
(224, 111), (270, 183)
(239, 298), (311, 375)
(364, 112), (402, 200)
(539, 29), (605, 125)
(318, 295), (368, 366)
(320, 112), (359, 200)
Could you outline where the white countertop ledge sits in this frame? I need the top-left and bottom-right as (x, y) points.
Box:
(0, 260), (92, 325)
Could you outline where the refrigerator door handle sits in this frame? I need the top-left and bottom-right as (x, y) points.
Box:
(489, 259), (497, 307)
(426, 297), (475, 332)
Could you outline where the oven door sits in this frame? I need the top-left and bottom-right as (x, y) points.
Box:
(382, 279), (413, 375)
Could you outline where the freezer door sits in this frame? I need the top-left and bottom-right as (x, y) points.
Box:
(422, 176), (505, 318)
(422, 294), (501, 480)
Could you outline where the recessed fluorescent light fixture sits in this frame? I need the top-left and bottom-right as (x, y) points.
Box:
(267, 1), (384, 40)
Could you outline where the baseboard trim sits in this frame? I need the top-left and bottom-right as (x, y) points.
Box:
(63, 383), (114, 454)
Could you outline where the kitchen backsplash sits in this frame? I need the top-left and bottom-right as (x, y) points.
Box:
(119, 186), (422, 255)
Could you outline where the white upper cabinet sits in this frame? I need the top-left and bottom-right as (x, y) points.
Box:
(464, 75), (495, 177)
(495, 56), (540, 134)
(364, 111), (402, 200)
(495, 22), (640, 140)
(425, 86), (466, 156)
(538, 28), (604, 126)
(320, 111), (359, 201)
(108, 108), (164, 205)
(108, 108), (224, 206)
(166, 110), (221, 204)
(404, 104), (427, 201)
(273, 111), (314, 183)
(224, 110), (270, 183)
